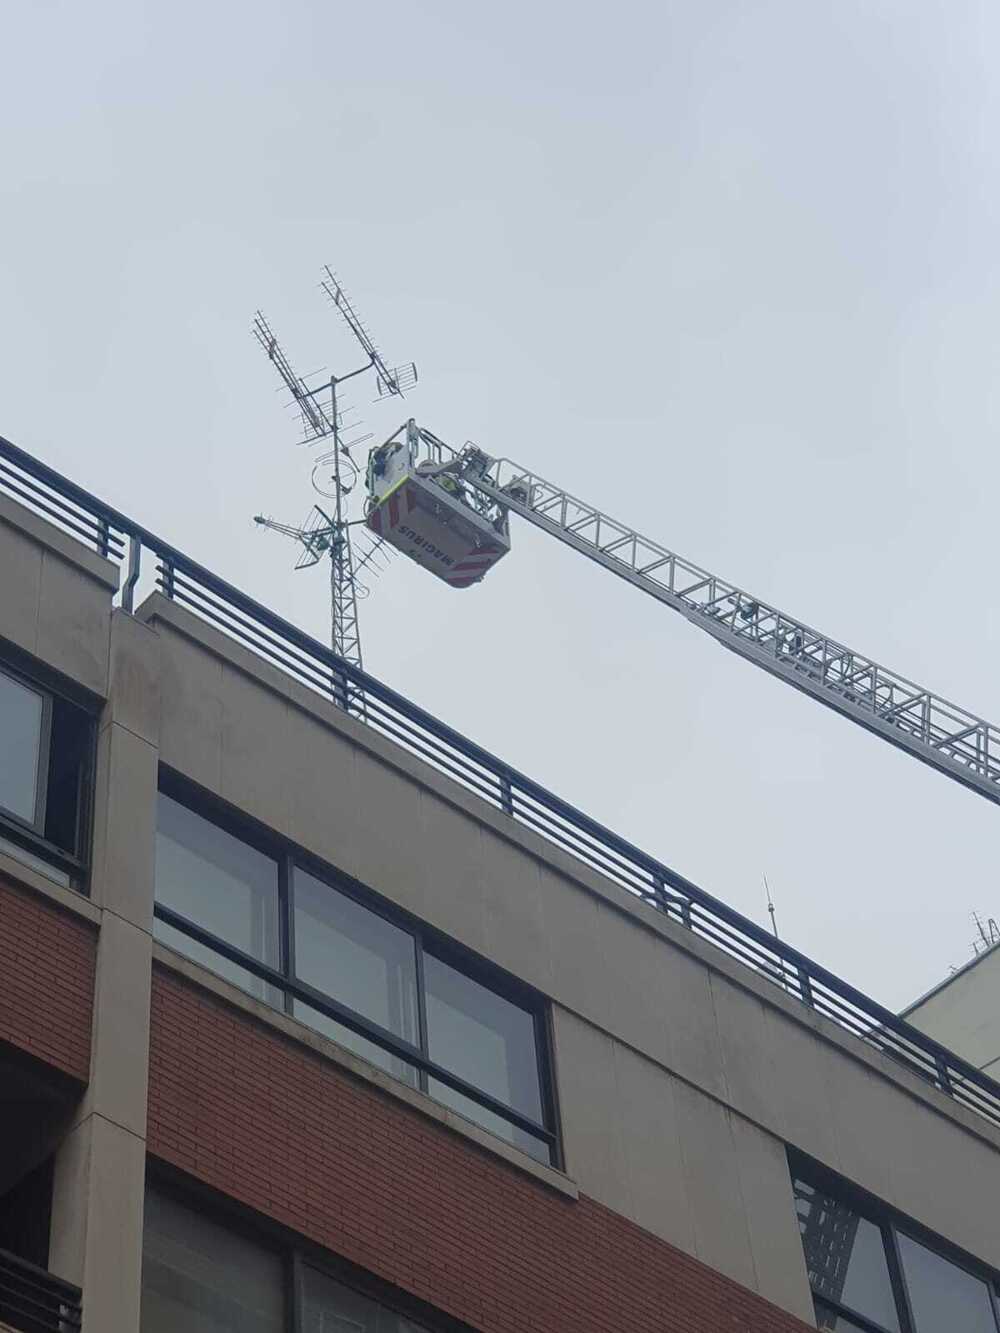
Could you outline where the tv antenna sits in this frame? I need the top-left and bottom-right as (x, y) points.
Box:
(252, 268), (417, 691)
(972, 911), (1000, 956)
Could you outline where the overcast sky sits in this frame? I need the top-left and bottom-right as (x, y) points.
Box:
(3, 1), (999, 1011)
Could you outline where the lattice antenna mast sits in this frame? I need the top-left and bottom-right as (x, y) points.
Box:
(253, 311), (364, 669)
(252, 272), (416, 678)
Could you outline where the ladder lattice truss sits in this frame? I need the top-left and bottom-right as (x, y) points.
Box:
(414, 428), (1000, 806)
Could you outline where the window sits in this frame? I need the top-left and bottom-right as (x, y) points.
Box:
(154, 793), (282, 1007)
(796, 1180), (899, 1331)
(0, 658), (94, 887)
(292, 867), (419, 1085)
(424, 952), (547, 1162)
(141, 1189), (285, 1333)
(302, 1265), (429, 1333)
(0, 668), (48, 827)
(153, 781), (558, 1165)
(792, 1166), (1000, 1333)
(898, 1234), (998, 1333)
(141, 1187), (440, 1333)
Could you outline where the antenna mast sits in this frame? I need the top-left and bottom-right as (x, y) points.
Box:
(252, 269), (416, 688)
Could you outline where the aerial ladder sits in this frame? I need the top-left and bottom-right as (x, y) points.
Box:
(364, 419), (1000, 808)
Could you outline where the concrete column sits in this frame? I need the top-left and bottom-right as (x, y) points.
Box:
(49, 612), (160, 1333)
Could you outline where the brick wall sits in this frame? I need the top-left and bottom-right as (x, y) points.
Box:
(148, 966), (814, 1333)
(0, 877), (96, 1082)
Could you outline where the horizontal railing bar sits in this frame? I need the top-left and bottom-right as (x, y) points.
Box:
(0, 1281), (78, 1324)
(0, 1247), (82, 1300)
(0, 462), (124, 553)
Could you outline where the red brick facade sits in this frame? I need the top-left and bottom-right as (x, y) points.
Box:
(0, 876), (97, 1083)
(148, 966), (814, 1333)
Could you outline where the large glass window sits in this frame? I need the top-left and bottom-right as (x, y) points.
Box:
(154, 793), (282, 1006)
(0, 659), (93, 887)
(794, 1179), (899, 1331)
(142, 1188), (442, 1333)
(154, 783), (556, 1165)
(292, 868), (419, 1085)
(302, 1265), (429, 1333)
(424, 952), (546, 1162)
(0, 668), (46, 827)
(793, 1168), (1000, 1333)
(141, 1189), (285, 1333)
(898, 1234), (998, 1333)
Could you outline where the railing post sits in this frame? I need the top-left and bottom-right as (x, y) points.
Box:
(97, 515), (111, 559)
(161, 558), (175, 599)
(499, 774), (514, 816)
(650, 870), (666, 913)
(798, 966), (815, 1008)
(121, 537), (141, 613)
(935, 1056), (954, 1097)
(331, 665), (350, 713)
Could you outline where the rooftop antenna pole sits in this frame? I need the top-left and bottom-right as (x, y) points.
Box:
(763, 873), (789, 992)
(326, 370), (362, 675)
(252, 270), (416, 703)
(764, 873), (780, 941)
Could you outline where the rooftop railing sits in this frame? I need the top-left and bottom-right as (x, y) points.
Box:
(2, 431), (999, 1132)
(0, 1247), (81, 1333)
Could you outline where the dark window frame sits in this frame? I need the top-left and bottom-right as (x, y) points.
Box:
(154, 768), (562, 1167)
(146, 1153), (482, 1332)
(791, 1153), (1000, 1333)
(0, 644), (97, 889)
(0, 661), (52, 835)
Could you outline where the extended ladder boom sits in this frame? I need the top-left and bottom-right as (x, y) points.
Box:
(413, 427), (1000, 806)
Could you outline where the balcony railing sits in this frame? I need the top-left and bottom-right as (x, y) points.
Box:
(3, 430), (1000, 1133)
(0, 1248), (81, 1333)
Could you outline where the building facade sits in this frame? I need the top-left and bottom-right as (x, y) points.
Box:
(2, 446), (1000, 1333)
(905, 942), (1000, 1084)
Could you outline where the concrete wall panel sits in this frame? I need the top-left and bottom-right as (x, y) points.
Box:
(729, 1116), (815, 1322)
(156, 624), (224, 790)
(672, 1080), (757, 1291)
(35, 551), (112, 696)
(552, 1008), (633, 1219)
(906, 950), (1000, 1076)
(219, 664), (295, 837)
(0, 497), (116, 696)
(0, 514), (43, 656)
(611, 1038), (695, 1256)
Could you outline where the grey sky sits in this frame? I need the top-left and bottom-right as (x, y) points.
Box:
(3, 1), (999, 1010)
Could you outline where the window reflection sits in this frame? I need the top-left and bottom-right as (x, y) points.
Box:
(154, 794), (282, 1007)
(302, 1265), (428, 1333)
(141, 1190), (284, 1333)
(898, 1233), (998, 1333)
(293, 871), (419, 1047)
(424, 952), (548, 1161)
(0, 668), (45, 826)
(794, 1180), (899, 1331)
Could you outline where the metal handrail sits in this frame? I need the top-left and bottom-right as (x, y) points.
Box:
(2, 431), (1000, 1132)
(0, 1246), (82, 1333)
